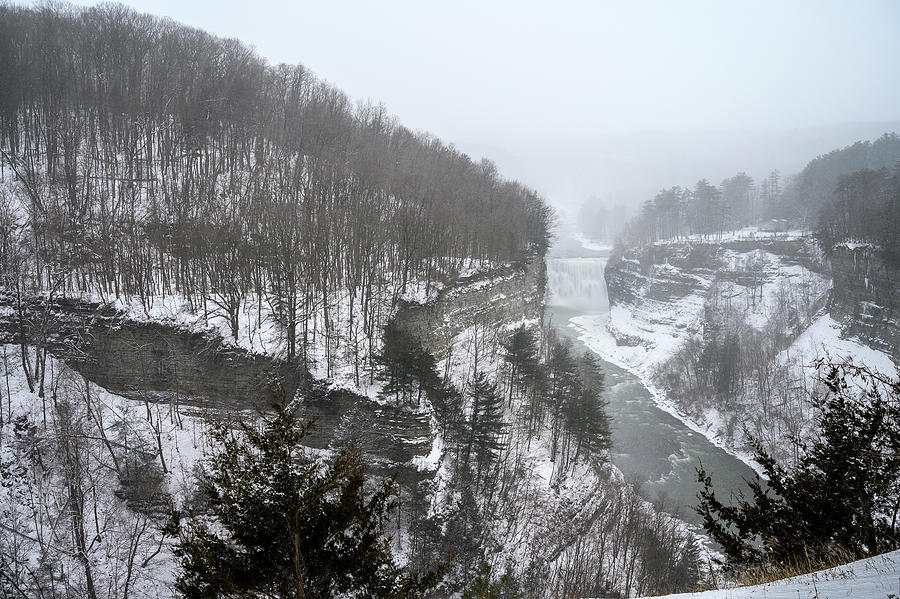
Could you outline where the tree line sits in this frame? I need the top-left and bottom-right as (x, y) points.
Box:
(791, 133), (900, 224)
(0, 3), (552, 372)
(621, 171), (781, 244)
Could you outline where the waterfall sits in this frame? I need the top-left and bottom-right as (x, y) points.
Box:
(546, 257), (609, 312)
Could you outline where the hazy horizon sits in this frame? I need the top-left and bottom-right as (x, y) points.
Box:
(62, 0), (900, 217)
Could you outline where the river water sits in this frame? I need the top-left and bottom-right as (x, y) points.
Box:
(546, 232), (758, 526)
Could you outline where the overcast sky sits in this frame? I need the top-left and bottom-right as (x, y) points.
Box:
(66, 0), (900, 216)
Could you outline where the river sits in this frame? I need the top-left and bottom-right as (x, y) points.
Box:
(546, 232), (759, 526)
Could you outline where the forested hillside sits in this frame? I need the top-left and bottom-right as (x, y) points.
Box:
(791, 133), (900, 224)
(816, 166), (900, 266)
(0, 3), (552, 370)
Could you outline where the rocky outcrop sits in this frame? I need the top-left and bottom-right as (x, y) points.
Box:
(829, 245), (900, 362)
(605, 243), (719, 308)
(395, 254), (545, 357)
(0, 294), (310, 407)
(605, 237), (826, 312)
(0, 294), (434, 481)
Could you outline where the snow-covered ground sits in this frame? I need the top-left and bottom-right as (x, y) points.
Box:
(0, 345), (214, 597)
(653, 227), (813, 246)
(574, 231), (614, 253)
(784, 313), (897, 376)
(643, 549), (900, 598)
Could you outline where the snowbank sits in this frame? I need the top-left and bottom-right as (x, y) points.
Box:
(642, 549), (900, 598)
(784, 313), (896, 376)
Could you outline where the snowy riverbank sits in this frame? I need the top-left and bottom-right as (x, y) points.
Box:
(568, 313), (765, 474)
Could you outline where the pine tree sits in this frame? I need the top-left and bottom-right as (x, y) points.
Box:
(464, 371), (508, 479)
(463, 562), (520, 599)
(172, 399), (443, 598)
(501, 325), (541, 405)
(375, 320), (418, 403)
(375, 320), (439, 406)
(570, 352), (611, 460)
(430, 381), (465, 440)
(546, 339), (578, 461)
(696, 360), (900, 573)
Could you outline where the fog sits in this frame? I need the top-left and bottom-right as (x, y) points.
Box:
(70, 0), (900, 218)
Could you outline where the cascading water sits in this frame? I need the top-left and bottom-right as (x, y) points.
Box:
(546, 257), (608, 313)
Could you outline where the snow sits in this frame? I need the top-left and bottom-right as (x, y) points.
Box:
(652, 227), (812, 246)
(570, 311), (763, 472)
(568, 237), (888, 471)
(456, 257), (504, 279)
(783, 313), (896, 377)
(0, 344), (215, 597)
(642, 549), (900, 598)
(833, 240), (875, 251)
(411, 418), (444, 471)
(574, 231), (613, 253)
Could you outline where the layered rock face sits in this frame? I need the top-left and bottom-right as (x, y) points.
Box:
(829, 245), (900, 363)
(606, 238), (825, 313)
(604, 237), (829, 361)
(395, 255), (545, 358)
(604, 243), (718, 350)
(0, 294), (309, 408)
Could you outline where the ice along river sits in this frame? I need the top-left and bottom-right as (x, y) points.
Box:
(546, 234), (759, 526)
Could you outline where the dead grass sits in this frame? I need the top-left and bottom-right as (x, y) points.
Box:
(736, 545), (857, 587)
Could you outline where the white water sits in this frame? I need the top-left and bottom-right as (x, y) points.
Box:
(546, 258), (608, 313)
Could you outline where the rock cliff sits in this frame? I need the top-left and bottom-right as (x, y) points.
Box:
(395, 254), (545, 358)
(828, 245), (900, 363)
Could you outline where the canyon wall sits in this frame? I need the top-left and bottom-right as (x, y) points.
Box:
(829, 245), (900, 363)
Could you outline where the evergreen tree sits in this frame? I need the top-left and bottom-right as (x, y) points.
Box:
(696, 360), (900, 572)
(569, 352), (612, 460)
(375, 320), (418, 403)
(430, 381), (465, 439)
(375, 320), (439, 406)
(172, 400), (442, 598)
(692, 179), (723, 237)
(463, 562), (520, 599)
(464, 371), (508, 478)
(501, 325), (541, 405)
(441, 476), (487, 586)
(546, 339), (578, 461)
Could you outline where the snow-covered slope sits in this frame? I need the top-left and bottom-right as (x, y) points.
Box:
(643, 549), (900, 598)
(599, 231), (897, 464)
(784, 313), (896, 376)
